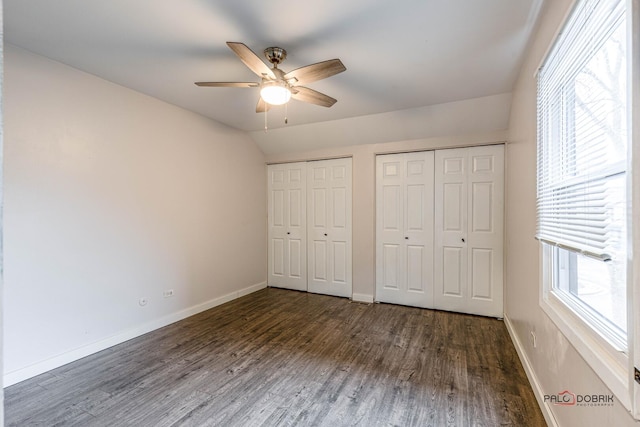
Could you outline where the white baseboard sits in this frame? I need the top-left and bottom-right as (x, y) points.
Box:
(3, 281), (267, 387)
(503, 314), (559, 427)
(352, 293), (374, 303)
(237, 281), (268, 298)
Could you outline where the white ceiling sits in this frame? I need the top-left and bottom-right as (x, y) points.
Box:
(5, 0), (544, 149)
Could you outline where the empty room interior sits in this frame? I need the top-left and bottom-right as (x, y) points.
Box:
(1, 0), (639, 426)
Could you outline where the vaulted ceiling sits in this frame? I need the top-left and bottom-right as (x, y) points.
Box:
(5, 0), (544, 154)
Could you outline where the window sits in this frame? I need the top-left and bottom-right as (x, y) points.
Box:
(538, 0), (628, 344)
(537, 0), (635, 411)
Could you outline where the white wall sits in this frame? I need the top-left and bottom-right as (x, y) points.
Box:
(3, 45), (267, 385)
(266, 128), (508, 301)
(252, 93), (512, 156)
(264, 93), (510, 302)
(506, 1), (638, 425)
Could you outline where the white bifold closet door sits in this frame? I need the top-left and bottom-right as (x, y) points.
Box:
(267, 159), (352, 297)
(307, 158), (352, 298)
(434, 145), (504, 317)
(375, 152), (435, 308)
(268, 162), (307, 291)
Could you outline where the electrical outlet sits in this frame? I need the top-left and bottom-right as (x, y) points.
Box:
(163, 289), (174, 298)
(530, 331), (537, 348)
(139, 298), (148, 307)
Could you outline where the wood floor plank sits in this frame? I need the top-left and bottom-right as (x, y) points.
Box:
(5, 288), (546, 426)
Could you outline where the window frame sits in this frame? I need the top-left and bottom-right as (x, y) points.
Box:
(629, 0), (640, 418)
(536, 0), (638, 416)
(552, 246), (627, 349)
(541, 245), (629, 406)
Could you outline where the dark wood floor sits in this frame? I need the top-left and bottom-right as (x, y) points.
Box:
(5, 288), (545, 426)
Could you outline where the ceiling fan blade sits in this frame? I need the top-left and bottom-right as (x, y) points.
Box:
(195, 82), (259, 88)
(291, 86), (337, 107)
(284, 59), (346, 85)
(226, 42), (276, 80)
(256, 98), (271, 113)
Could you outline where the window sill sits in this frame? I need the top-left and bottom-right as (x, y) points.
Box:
(540, 289), (631, 411)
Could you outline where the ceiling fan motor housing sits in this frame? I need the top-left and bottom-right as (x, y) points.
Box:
(264, 47), (287, 66)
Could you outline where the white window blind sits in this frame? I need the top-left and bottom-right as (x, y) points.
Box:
(537, 0), (627, 261)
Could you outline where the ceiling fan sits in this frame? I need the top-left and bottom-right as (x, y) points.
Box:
(195, 42), (346, 113)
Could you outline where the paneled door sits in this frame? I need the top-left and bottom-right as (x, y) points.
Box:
(434, 145), (504, 317)
(268, 162), (307, 291)
(375, 151), (435, 308)
(307, 158), (353, 297)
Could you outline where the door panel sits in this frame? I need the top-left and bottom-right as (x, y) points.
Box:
(383, 161), (401, 178)
(444, 156), (464, 174)
(307, 158), (352, 298)
(289, 189), (303, 227)
(333, 187), (347, 228)
(382, 244), (400, 289)
(332, 241), (347, 283)
(466, 145), (504, 316)
(443, 183), (464, 231)
(471, 182), (493, 232)
(434, 145), (504, 317)
(267, 163), (307, 291)
(272, 239), (284, 276)
(383, 185), (402, 231)
(272, 189), (284, 226)
(289, 239), (302, 278)
(406, 184), (425, 231)
(312, 241), (327, 281)
(471, 248), (493, 299)
(435, 149), (468, 313)
(443, 246), (463, 296)
(376, 151), (434, 308)
(312, 188), (326, 227)
(407, 245), (424, 292)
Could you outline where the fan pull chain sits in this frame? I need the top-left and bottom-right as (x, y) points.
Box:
(285, 103), (288, 125)
(264, 108), (268, 132)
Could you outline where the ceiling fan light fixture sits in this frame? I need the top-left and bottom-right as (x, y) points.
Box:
(260, 80), (292, 105)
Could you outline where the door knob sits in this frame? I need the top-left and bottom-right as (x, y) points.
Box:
(287, 232), (290, 235)
(405, 237), (409, 240)
(324, 233), (328, 236)
(462, 238), (465, 242)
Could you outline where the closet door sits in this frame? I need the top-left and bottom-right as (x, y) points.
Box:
(375, 152), (434, 308)
(434, 145), (504, 317)
(268, 163), (307, 291)
(307, 158), (352, 297)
